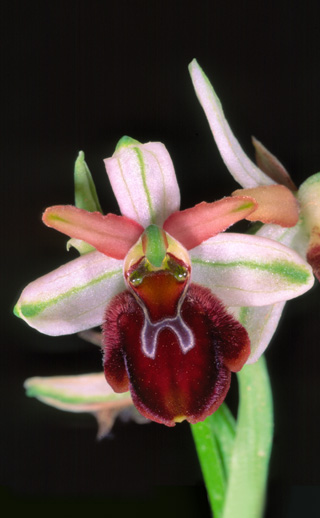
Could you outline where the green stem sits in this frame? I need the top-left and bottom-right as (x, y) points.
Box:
(223, 356), (273, 518)
(206, 404), (236, 479)
(192, 357), (273, 517)
(191, 404), (236, 518)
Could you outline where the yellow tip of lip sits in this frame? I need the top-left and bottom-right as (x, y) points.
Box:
(174, 415), (186, 423)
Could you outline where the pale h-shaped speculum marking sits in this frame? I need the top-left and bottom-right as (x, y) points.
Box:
(140, 307), (194, 359)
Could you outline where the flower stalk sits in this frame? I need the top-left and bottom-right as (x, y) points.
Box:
(191, 356), (273, 518)
(224, 357), (273, 518)
(191, 403), (236, 518)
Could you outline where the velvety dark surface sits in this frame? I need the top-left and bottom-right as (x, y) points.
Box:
(2, 1), (320, 516)
(103, 284), (249, 426)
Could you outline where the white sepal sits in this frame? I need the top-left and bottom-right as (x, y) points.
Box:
(14, 251), (125, 335)
(190, 232), (314, 307)
(189, 59), (275, 188)
(104, 138), (180, 228)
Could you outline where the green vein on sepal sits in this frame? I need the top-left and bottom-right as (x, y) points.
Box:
(133, 146), (156, 224)
(191, 258), (310, 284)
(25, 385), (130, 405)
(15, 268), (122, 319)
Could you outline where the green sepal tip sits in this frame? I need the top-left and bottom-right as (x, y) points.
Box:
(115, 136), (141, 151)
(13, 303), (21, 318)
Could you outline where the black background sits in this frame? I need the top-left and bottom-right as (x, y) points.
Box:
(2, 1), (320, 517)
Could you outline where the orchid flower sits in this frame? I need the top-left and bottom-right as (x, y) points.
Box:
(14, 123), (313, 428)
(189, 59), (319, 365)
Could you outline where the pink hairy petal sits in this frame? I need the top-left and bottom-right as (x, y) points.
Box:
(43, 205), (144, 259)
(232, 185), (299, 227)
(163, 196), (257, 250)
(252, 136), (297, 191)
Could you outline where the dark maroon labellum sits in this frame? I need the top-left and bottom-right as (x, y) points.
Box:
(102, 282), (250, 426)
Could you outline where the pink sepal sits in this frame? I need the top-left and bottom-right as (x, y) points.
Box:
(43, 205), (144, 259)
(163, 196), (257, 250)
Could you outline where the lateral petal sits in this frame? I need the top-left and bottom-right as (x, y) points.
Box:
(14, 251), (125, 335)
(163, 196), (257, 250)
(43, 205), (144, 260)
(190, 233), (314, 306)
(189, 59), (275, 188)
(104, 137), (180, 228)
